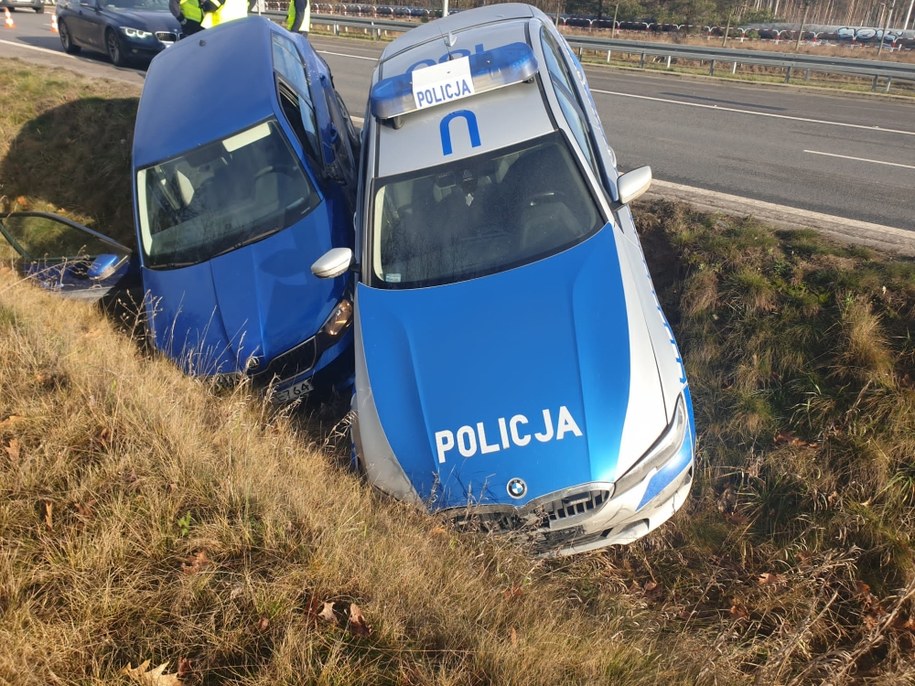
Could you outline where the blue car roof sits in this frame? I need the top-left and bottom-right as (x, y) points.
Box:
(133, 16), (280, 168)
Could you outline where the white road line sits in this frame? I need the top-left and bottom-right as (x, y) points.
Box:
(590, 88), (915, 138)
(803, 149), (915, 169)
(0, 39), (71, 56)
(316, 49), (377, 62)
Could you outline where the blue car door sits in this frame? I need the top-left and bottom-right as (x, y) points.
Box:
(0, 211), (137, 301)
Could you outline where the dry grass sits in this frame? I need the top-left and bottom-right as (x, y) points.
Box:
(3, 58), (915, 685)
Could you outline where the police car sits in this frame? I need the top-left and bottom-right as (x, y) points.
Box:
(311, 4), (696, 554)
(1, 17), (358, 401)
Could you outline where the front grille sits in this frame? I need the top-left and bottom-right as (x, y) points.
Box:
(445, 486), (613, 537)
(248, 336), (317, 385)
(156, 31), (178, 44)
(545, 488), (611, 524)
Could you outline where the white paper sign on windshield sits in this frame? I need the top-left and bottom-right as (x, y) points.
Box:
(411, 56), (475, 111)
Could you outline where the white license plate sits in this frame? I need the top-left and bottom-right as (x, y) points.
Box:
(272, 377), (314, 403)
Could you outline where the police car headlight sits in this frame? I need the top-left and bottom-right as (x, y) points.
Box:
(614, 394), (688, 495)
(121, 27), (153, 39)
(319, 299), (353, 340)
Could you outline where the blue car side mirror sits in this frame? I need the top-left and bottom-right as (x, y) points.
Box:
(88, 253), (125, 281)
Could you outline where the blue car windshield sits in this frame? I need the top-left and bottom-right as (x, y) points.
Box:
(101, 0), (169, 9)
(370, 132), (603, 288)
(136, 120), (320, 269)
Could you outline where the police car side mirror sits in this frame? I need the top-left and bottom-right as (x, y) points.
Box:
(617, 166), (652, 206)
(311, 248), (353, 279)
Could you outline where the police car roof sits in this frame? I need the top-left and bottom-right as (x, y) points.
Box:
(379, 3), (538, 64)
(372, 5), (556, 178)
(134, 16), (279, 168)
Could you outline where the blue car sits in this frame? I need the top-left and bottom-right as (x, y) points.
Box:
(56, 0), (180, 67)
(311, 4), (696, 554)
(5, 17), (359, 401)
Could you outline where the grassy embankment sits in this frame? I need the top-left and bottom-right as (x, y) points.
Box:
(2, 58), (915, 685)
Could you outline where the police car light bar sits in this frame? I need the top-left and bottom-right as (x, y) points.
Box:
(370, 42), (539, 122)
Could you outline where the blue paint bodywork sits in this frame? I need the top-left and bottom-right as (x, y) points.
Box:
(133, 17), (356, 391)
(358, 226), (632, 509)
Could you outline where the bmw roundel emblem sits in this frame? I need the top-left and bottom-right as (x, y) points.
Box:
(506, 478), (527, 499)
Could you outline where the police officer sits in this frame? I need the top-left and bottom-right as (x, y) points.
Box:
(201, 0), (246, 28)
(285, 0), (310, 36)
(169, 0), (204, 37)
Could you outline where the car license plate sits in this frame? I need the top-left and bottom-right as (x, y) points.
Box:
(272, 377), (314, 403)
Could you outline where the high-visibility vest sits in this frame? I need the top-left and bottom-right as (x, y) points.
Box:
(179, 0), (203, 22)
(285, 0), (310, 32)
(201, 0), (246, 28)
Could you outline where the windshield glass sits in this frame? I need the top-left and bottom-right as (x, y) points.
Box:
(101, 0), (170, 10)
(137, 120), (320, 268)
(371, 133), (603, 288)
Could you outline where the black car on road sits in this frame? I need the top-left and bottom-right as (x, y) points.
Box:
(56, 0), (179, 67)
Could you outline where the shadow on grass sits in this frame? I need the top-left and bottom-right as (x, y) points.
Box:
(1, 96), (139, 248)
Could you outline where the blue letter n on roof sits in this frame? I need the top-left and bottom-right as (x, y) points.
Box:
(440, 110), (481, 156)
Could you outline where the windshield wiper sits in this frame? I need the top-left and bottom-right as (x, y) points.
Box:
(210, 228), (281, 259)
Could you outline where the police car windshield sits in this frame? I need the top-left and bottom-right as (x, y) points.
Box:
(136, 120), (320, 269)
(371, 133), (603, 288)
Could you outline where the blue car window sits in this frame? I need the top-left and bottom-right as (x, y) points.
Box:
(370, 133), (603, 289)
(136, 119), (320, 269)
(272, 34), (319, 161)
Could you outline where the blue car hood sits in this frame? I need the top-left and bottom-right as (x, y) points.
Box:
(358, 226), (663, 509)
(144, 219), (340, 376)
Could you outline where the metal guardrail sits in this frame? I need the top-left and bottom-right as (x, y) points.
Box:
(267, 12), (915, 91)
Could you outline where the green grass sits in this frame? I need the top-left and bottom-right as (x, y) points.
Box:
(2, 58), (915, 685)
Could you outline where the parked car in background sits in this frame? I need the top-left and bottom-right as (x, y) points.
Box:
(311, 3), (696, 555)
(4, 17), (359, 402)
(1, 0), (44, 14)
(55, 0), (180, 67)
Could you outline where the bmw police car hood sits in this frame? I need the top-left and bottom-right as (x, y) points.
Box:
(143, 218), (340, 378)
(357, 225), (669, 510)
(106, 8), (179, 32)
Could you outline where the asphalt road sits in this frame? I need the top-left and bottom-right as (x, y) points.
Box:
(1, 11), (913, 234)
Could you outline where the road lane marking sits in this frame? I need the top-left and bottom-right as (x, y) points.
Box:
(316, 49), (377, 62)
(590, 88), (915, 137)
(803, 149), (915, 169)
(0, 39), (71, 56)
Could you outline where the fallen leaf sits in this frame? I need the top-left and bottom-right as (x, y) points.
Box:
(257, 616), (270, 632)
(643, 580), (658, 593)
(43, 501), (53, 530)
(503, 585), (524, 601)
(729, 600), (749, 620)
(5, 439), (21, 463)
(348, 603), (371, 637)
(123, 660), (183, 686)
(72, 500), (95, 520)
(757, 572), (785, 587)
(318, 601), (337, 623)
(510, 627), (518, 646)
(176, 658), (192, 679)
(0, 414), (25, 431)
(181, 550), (210, 574)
